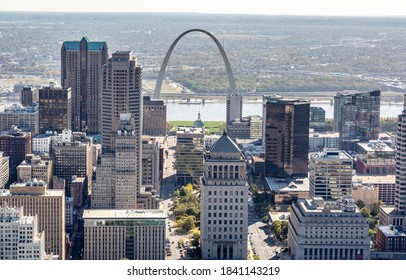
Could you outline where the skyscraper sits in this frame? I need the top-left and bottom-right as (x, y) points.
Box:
(226, 94), (242, 124)
(61, 37), (108, 133)
(334, 90), (381, 150)
(200, 131), (248, 259)
(263, 96), (310, 178)
(92, 114), (140, 209)
(0, 151), (9, 189)
(38, 84), (72, 134)
(379, 95), (406, 231)
(20, 86), (38, 107)
(101, 51), (143, 153)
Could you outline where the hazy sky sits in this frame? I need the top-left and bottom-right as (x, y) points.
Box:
(1, 0), (406, 16)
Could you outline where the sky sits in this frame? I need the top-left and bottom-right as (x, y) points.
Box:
(1, 0), (406, 17)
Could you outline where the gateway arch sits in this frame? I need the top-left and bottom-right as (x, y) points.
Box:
(153, 29), (237, 99)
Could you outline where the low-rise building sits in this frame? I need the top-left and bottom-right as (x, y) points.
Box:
(355, 154), (395, 175)
(309, 131), (340, 152)
(352, 175), (396, 205)
(376, 225), (406, 252)
(0, 104), (39, 134)
(288, 197), (370, 260)
(265, 177), (309, 204)
(83, 209), (167, 260)
(17, 154), (53, 186)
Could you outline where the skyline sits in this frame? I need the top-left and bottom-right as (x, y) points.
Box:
(1, 0), (406, 17)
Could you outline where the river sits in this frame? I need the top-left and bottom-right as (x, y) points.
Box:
(167, 101), (404, 121)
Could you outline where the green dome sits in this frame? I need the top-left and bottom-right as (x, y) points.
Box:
(193, 112), (204, 128)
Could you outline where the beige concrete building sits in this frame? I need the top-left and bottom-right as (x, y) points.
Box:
(0, 151), (9, 189)
(0, 204), (46, 260)
(200, 132), (248, 260)
(0, 104), (39, 134)
(83, 209), (167, 260)
(17, 154), (53, 186)
(288, 197), (370, 260)
(353, 175), (396, 205)
(0, 181), (65, 259)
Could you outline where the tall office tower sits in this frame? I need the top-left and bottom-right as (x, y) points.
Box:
(334, 90), (381, 150)
(288, 197), (370, 260)
(309, 149), (353, 200)
(114, 114), (138, 209)
(0, 152), (9, 189)
(61, 37), (108, 133)
(263, 96), (310, 178)
(17, 154), (53, 186)
(21, 86), (39, 107)
(226, 94), (242, 124)
(0, 181), (65, 259)
(200, 132), (248, 260)
(0, 204), (46, 260)
(0, 104), (39, 134)
(175, 127), (205, 186)
(0, 126), (32, 184)
(83, 209), (167, 260)
(101, 51), (143, 152)
(92, 114), (139, 209)
(38, 84), (72, 134)
(143, 96), (167, 136)
(395, 95), (406, 215)
(53, 132), (93, 196)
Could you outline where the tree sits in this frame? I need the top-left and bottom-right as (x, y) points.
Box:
(262, 215), (270, 224)
(253, 254), (260, 260)
(190, 228), (200, 247)
(270, 220), (288, 241)
(361, 207), (370, 218)
(369, 229), (376, 238)
(371, 200), (383, 217)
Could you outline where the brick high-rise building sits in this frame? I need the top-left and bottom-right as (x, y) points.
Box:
(143, 96), (167, 136)
(263, 96), (310, 178)
(61, 37), (108, 133)
(0, 126), (32, 184)
(39, 84), (72, 134)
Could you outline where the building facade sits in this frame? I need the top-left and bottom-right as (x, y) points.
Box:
(334, 90), (381, 150)
(0, 204), (45, 260)
(376, 225), (406, 252)
(0, 104), (39, 134)
(20, 86), (39, 107)
(101, 51), (143, 152)
(0, 152), (9, 189)
(143, 96), (167, 136)
(39, 85), (72, 134)
(61, 37), (108, 133)
(0, 181), (65, 259)
(200, 132), (248, 260)
(263, 96), (310, 178)
(17, 154), (53, 186)
(0, 127), (32, 184)
(142, 136), (161, 194)
(175, 127), (204, 186)
(309, 149), (353, 200)
(83, 209), (166, 260)
(288, 197), (370, 260)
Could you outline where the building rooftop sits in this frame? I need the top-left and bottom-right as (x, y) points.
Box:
(62, 37), (107, 51)
(209, 131), (241, 154)
(352, 175), (396, 184)
(311, 148), (352, 160)
(357, 141), (394, 154)
(176, 126), (204, 136)
(83, 209), (167, 219)
(265, 177), (309, 193)
(296, 197), (361, 214)
(378, 225), (406, 237)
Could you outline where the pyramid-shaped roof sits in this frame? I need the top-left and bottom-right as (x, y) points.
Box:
(209, 131), (241, 154)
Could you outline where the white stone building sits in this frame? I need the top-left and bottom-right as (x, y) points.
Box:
(0, 204), (45, 260)
(288, 197), (370, 260)
(200, 131), (248, 260)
